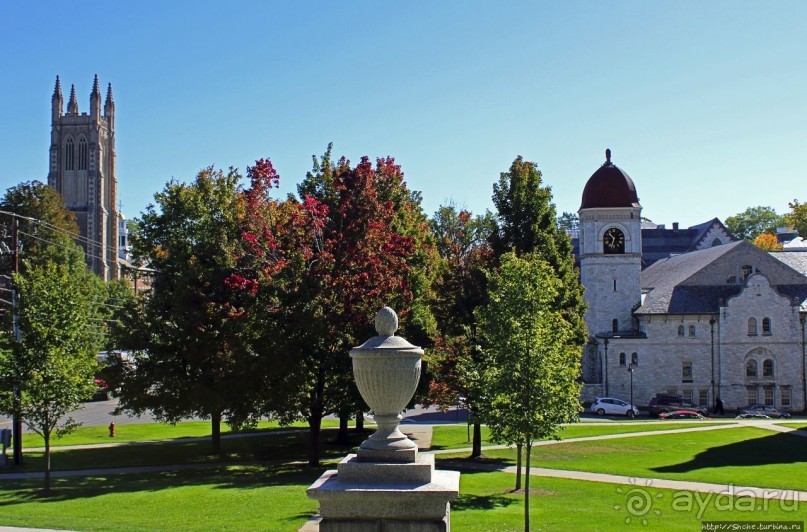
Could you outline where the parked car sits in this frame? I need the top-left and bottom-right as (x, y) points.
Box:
(590, 397), (639, 418)
(737, 404), (791, 419)
(648, 394), (709, 417)
(659, 410), (705, 420)
(91, 377), (110, 401)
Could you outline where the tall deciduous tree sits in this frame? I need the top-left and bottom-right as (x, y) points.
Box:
(0, 256), (104, 492)
(752, 232), (783, 251)
(241, 147), (434, 466)
(117, 167), (256, 454)
(425, 203), (495, 457)
(785, 199), (807, 238)
(476, 253), (583, 532)
(725, 206), (784, 241)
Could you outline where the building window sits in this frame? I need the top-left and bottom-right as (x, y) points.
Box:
(746, 360), (757, 377)
(748, 318), (757, 336)
(762, 359), (774, 377)
(682, 361), (693, 382)
(78, 137), (88, 170)
(619, 353), (626, 366)
(748, 387), (758, 405)
(64, 137), (74, 171)
(741, 265), (754, 280)
(762, 318), (771, 336)
(699, 390), (708, 406)
(689, 325), (696, 337)
(764, 388), (774, 406)
(683, 389), (693, 403)
(726, 275), (736, 284)
(781, 387), (791, 407)
(712, 238), (722, 247)
(612, 319), (618, 333)
(631, 352), (638, 365)
(678, 325), (685, 337)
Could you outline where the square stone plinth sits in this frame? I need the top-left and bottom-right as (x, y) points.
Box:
(307, 465), (460, 531)
(338, 454), (434, 484)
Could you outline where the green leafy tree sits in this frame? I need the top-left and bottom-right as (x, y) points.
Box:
(725, 206), (784, 241)
(117, 167), (258, 454)
(556, 211), (579, 236)
(0, 256), (104, 492)
(490, 156), (586, 345)
(424, 203), (495, 457)
(785, 200), (807, 238)
(476, 253), (583, 532)
(0, 180), (82, 276)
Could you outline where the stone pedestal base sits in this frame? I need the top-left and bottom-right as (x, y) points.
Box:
(307, 454), (460, 532)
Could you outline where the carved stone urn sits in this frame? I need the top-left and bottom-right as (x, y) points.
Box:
(350, 306), (423, 462)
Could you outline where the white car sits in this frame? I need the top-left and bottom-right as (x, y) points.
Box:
(590, 397), (639, 418)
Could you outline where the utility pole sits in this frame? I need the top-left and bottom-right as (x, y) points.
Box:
(11, 217), (22, 465)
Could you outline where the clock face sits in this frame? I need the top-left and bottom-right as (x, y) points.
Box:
(603, 227), (625, 254)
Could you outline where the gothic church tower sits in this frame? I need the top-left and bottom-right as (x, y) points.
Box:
(578, 149), (642, 337)
(47, 75), (119, 280)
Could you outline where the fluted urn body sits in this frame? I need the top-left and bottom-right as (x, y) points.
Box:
(350, 307), (423, 462)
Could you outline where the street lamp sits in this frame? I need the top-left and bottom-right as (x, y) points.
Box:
(628, 363), (634, 417)
(603, 337), (609, 397)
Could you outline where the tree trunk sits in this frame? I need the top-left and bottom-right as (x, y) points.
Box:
(337, 413), (349, 444)
(308, 407), (323, 466)
(524, 443), (532, 532)
(515, 443), (523, 491)
(44, 432), (51, 493)
(471, 420), (482, 458)
(211, 411), (222, 455)
(354, 410), (364, 432)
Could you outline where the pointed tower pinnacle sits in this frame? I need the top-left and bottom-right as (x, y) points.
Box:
(67, 84), (79, 115)
(104, 82), (115, 120)
(53, 75), (63, 100)
(92, 74), (101, 97)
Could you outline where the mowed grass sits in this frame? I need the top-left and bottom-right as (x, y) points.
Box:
(0, 464), (322, 532)
(451, 471), (804, 532)
(442, 426), (807, 491)
(21, 419), (342, 448)
(430, 421), (731, 450)
(2, 466), (801, 531)
(3, 427), (362, 475)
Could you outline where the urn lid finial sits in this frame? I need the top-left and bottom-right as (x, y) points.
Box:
(375, 307), (398, 336)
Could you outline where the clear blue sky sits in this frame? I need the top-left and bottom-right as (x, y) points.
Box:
(2, 1), (805, 228)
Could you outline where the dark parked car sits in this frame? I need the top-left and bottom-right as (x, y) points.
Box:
(659, 410), (705, 420)
(737, 404), (791, 419)
(91, 378), (110, 401)
(648, 394), (709, 417)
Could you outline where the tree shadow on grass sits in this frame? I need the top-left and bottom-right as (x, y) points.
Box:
(652, 430), (807, 474)
(452, 493), (517, 511)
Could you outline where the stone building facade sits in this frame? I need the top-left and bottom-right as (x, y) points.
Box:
(47, 75), (119, 280)
(580, 151), (807, 412)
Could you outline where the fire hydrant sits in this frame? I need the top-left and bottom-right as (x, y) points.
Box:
(109, 422), (116, 437)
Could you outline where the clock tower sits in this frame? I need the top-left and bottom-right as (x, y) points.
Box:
(578, 149), (642, 337)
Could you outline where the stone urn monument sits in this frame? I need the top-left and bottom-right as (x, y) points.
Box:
(307, 307), (460, 531)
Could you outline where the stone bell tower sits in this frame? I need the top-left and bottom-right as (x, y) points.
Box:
(47, 75), (119, 280)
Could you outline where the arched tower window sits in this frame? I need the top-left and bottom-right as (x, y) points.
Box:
(712, 238), (722, 247)
(619, 353), (626, 366)
(678, 325), (685, 337)
(689, 325), (696, 337)
(612, 319), (619, 333)
(603, 227), (625, 254)
(631, 352), (639, 365)
(763, 359), (774, 377)
(762, 318), (771, 336)
(746, 360), (758, 377)
(78, 137), (88, 171)
(748, 318), (757, 336)
(64, 137), (74, 171)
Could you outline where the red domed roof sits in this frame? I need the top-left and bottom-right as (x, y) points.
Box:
(580, 149), (640, 210)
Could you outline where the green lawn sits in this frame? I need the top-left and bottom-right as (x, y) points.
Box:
(1, 467), (800, 531)
(430, 421), (731, 450)
(3, 427), (361, 475)
(441, 426), (807, 491)
(21, 419), (342, 448)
